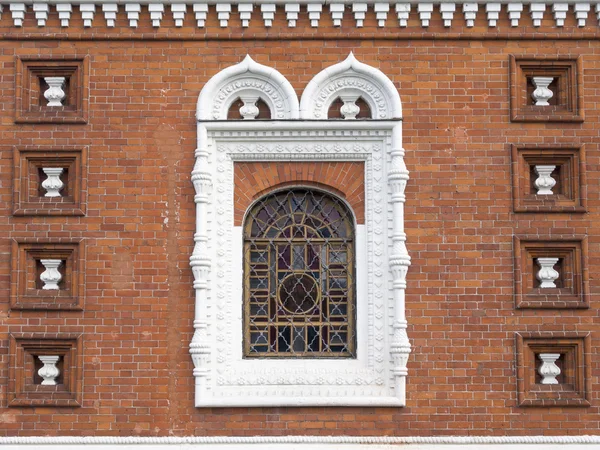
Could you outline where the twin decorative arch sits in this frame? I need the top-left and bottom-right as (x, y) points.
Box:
(197, 53), (402, 121)
(191, 54), (410, 407)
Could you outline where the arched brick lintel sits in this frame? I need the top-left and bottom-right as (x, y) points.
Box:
(234, 161), (365, 226)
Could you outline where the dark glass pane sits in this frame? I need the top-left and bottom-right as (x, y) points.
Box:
(244, 189), (355, 357)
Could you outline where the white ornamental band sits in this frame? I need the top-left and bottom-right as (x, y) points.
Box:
(3, 1), (600, 30)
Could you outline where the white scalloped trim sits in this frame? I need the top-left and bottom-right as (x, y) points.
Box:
(2, 1), (599, 30)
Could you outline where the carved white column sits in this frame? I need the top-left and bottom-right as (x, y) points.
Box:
(536, 257), (559, 288)
(531, 77), (554, 106)
(38, 355), (60, 385)
(41, 168), (65, 197)
(239, 96), (259, 119)
(389, 123), (411, 400)
(43, 77), (66, 107)
(534, 165), (557, 195)
(339, 94), (360, 119)
(538, 353), (561, 384)
(189, 130), (213, 402)
(40, 259), (62, 290)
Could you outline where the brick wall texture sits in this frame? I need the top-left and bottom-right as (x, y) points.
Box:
(0, 12), (599, 437)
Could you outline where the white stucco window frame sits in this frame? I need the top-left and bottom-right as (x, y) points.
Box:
(190, 54), (410, 407)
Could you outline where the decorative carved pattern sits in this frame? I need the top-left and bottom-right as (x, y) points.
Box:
(197, 55), (299, 121)
(193, 55), (407, 406)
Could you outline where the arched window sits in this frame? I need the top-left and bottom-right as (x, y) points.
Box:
(243, 189), (355, 357)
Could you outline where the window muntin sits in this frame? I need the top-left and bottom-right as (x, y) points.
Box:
(243, 189), (355, 358)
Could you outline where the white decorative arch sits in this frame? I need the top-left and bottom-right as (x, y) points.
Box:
(191, 54), (410, 407)
(197, 54), (299, 120)
(300, 52), (402, 120)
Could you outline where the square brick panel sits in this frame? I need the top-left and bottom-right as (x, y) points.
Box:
(8, 333), (83, 407)
(516, 332), (591, 407)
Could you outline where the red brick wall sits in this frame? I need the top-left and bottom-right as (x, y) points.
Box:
(0, 31), (599, 436)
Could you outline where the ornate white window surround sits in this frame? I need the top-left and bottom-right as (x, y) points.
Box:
(190, 54), (410, 407)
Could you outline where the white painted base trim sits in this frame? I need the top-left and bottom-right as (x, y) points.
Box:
(1, 436), (600, 449)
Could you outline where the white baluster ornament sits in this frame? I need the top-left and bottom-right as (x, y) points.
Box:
(38, 355), (60, 385)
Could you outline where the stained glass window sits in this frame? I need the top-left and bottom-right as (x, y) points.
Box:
(243, 189), (356, 357)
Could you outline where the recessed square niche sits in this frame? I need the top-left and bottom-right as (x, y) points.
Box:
(516, 333), (590, 407)
(510, 56), (583, 122)
(15, 56), (89, 124)
(513, 236), (588, 309)
(13, 147), (87, 216)
(10, 240), (85, 310)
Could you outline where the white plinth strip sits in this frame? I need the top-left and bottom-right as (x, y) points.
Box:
(1, 435), (600, 448)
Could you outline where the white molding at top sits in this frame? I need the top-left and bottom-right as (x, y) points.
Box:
(3, 1), (600, 29)
(197, 54), (299, 120)
(191, 54), (409, 407)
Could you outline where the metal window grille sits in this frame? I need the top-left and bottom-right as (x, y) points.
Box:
(243, 189), (356, 358)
